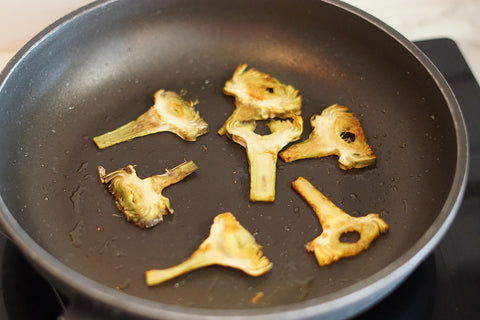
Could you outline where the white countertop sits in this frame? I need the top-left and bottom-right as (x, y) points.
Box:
(0, 0), (479, 80)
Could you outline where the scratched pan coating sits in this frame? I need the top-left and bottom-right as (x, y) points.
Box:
(0, 0), (468, 319)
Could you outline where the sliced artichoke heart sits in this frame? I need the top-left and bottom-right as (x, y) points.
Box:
(226, 114), (303, 202)
(98, 160), (198, 228)
(280, 104), (376, 170)
(219, 64), (302, 135)
(292, 177), (388, 266)
(145, 212), (273, 286)
(93, 90), (208, 149)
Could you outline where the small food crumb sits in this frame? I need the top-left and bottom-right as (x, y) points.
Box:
(251, 291), (264, 304)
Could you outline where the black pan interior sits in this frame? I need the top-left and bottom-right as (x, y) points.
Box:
(0, 0), (458, 310)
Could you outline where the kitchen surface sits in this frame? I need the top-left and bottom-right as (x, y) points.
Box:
(0, 1), (478, 319)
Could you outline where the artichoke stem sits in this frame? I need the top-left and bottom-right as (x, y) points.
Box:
(247, 150), (277, 202)
(93, 108), (166, 149)
(291, 177), (343, 222)
(158, 160), (199, 188)
(280, 139), (322, 163)
(145, 253), (211, 286)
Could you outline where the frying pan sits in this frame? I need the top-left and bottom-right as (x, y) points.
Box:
(0, 0), (469, 319)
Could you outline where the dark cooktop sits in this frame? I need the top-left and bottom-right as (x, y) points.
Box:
(0, 38), (479, 319)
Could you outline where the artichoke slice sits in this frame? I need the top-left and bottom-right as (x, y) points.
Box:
(93, 90), (209, 149)
(219, 64), (302, 135)
(280, 104), (376, 170)
(98, 161), (198, 228)
(145, 212), (273, 286)
(292, 177), (388, 266)
(226, 114), (303, 202)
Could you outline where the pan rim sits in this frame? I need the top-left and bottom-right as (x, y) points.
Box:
(0, 0), (469, 319)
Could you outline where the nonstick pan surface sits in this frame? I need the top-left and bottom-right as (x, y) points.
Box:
(0, 0), (468, 319)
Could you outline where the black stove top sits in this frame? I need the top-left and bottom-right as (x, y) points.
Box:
(0, 38), (479, 320)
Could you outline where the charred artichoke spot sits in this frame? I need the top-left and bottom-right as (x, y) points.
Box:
(339, 231), (360, 243)
(170, 103), (185, 116)
(340, 131), (356, 143)
(265, 87), (274, 93)
(198, 242), (212, 253)
(247, 82), (265, 101)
